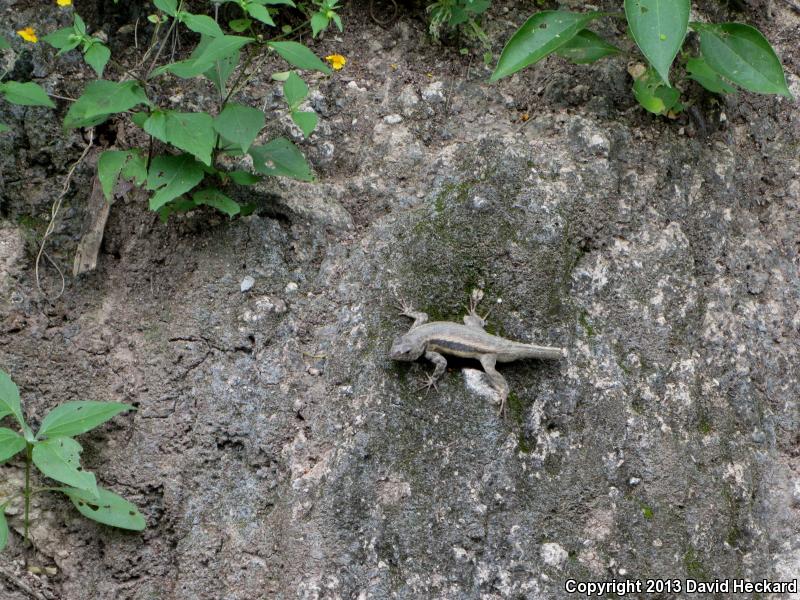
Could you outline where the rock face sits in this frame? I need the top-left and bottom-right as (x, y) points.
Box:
(1, 1), (799, 599)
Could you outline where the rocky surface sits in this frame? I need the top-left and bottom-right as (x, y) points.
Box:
(0, 0), (799, 598)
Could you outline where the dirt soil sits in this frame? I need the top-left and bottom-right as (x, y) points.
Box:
(1, 0), (799, 598)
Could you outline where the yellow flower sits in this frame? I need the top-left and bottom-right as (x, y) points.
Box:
(325, 54), (346, 71)
(56, 0), (72, 6)
(17, 27), (38, 43)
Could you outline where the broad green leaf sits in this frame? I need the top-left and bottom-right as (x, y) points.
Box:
(249, 137), (314, 181)
(555, 29), (620, 64)
(0, 36), (9, 50)
(64, 80), (149, 129)
(229, 19), (252, 33)
(213, 103), (264, 154)
(0, 82), (55, 108)
(259, 0), (295, 5)
(32, 437), (98, 497)
(61, 486), (146, 531)
(632, 68), (680, 114)
(491, 11), (604, 81)
(291, 110), (318, 137)
(43, 27), (82, 54)
(227, 170), (260, 185)
(98, 151), (127, 200)
(0, 510), (7, 552)
(154, 0), (177, 16)
(84, 43), (111, 77)
(121, 150), (147, 185)
(192, 35), (253, 67)
(268, 41), (331, 73)
(0, 371), (22, 423)
(247, 4), (275, 26)
(283, 72), (308, 108)
(181, 13), (225, 38)
(74, 14), (87, 34)
(36, 401), (132, 439)
(624, 0), (689, 85)
(0, 428), (25, 463)
(157, 197), (197, 222)
(146, 154), (205, 211)
(686, 56), (737, 95)
(311, 13), (329, 37)
(143, 111), (216, 165)
(205, 52), (239, 94)
(691, 22), (791, 97)
(192, 189), (241, 217)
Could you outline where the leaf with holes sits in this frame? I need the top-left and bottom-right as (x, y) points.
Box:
(632, 67), (680, 114)
(64, 80), (149, 129)
(146, 154), (205, 211)
(61, 486), (146, 531)
(691, 22), (791, 97)
(491, 11), (605, 81)
(193, 188), (241, 217)
(213, 103), (264, 154)
(268, 41), (331, 73)
(624, 0), (689, 85)
(37, 401), (133, 439)
(0, 428), (25, 464)
(555, 29), (620, 64)
(249, 137), (314, 181)
(686, 56), (737, 95)
(144, 110), (216, 165)
(0, 82), (56, 108)
(32, 437), (98, 498)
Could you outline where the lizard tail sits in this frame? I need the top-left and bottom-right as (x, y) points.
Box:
(522, 344), (565, 360)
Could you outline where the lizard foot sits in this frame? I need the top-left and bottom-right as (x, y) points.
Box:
(417, 372), (439, 394)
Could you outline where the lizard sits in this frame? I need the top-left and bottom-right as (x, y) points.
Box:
(389, 289), (564, 417)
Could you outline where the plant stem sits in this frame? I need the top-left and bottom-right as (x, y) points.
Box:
(23, 443), (32, 547)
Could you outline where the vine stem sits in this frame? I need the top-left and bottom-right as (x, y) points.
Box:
(23, 443), (31, 547)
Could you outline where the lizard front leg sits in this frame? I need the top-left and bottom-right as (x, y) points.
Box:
(463, 288), (491, 331)
(478, 354), (510, 418)
(420, 350), (447, 392)
(396, 297), (429, 329)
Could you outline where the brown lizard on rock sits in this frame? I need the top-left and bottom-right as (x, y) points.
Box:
(389, 289), (564, 417)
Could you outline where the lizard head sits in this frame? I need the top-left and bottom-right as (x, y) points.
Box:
(389, 337), (424, 361)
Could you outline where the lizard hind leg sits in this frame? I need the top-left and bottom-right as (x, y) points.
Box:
(463, 288), (491, 330)
(478, 354), (510, 418)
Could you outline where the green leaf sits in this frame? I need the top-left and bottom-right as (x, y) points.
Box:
(43, 27), (82, 54)
(229, 19), (252, 33)
(0, 370), (27, 434)
(283, 72), (308, 108)
(64, 80), (149, 129)
(192, 188), (241, 217)
(213, 103), (265, 154)
(249, 137), (314, 181)
(0, 36), (9, 50)
(624, 0), (689, 85)
(0, 123), (9, 133)
(0, 428), (26, 463)
(268, 41), (331, 73)
(691, 22), (791, 97)
(0, 509), (7, 552)
(291, 110), (318, 137)
(98, 150), (128, 201)
(193, 35), (253, 66)
(36, 401), (133, 439)
(491, 11), (604, 81)
(143, 110), (216, 165)
(686, 56), (737, 95)
(157, 197), (197, 222)
(61, 486), (146, 531)
(32, 437), (98, 497)
(311, 13), (330, 37)
(247, 4), (275, 26)
(154, 0), (177, 16)
(0, 82), (56, 108)
(84, 43), (111, 77)
(181, 14), (225, 38)
(121, 150), (147, 185)
(74, 13), (87, 34)
(146, 154), (205, 211)
(227, 170), (261, 185)
(555, 29), (620, 64)
(632, 67), (680, 114)
(153, 35), (252, 79)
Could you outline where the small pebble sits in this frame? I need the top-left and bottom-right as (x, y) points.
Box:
(240, 276), (255, 292)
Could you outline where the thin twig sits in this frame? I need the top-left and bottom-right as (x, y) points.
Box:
(35, 130), (95, 301)
(0, 564), (51, 600)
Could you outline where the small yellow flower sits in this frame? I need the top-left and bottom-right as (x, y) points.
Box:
(17, 27), (38, 43)
(56, 0), (72, 6)
(325, 54), (346, 71)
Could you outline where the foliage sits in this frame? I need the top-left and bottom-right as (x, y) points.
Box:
(427, 0), (493, 62)
(0, 369), (144, 552)
(491, 1), (792, 116)
(1, 0), (346, 220)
